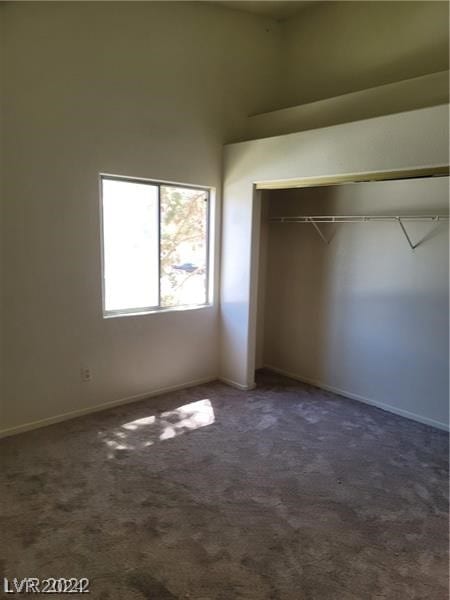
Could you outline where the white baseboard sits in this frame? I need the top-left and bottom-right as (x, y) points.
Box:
(4, 367), (446, 438)
(264, 364), (449, 432)
(218, 376), (256, 391)
(0, 375), (217, 439)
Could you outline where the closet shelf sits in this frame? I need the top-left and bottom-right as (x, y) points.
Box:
(268, 215), (449, 250)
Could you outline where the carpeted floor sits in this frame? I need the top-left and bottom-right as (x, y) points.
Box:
(1, 370), (448, 599)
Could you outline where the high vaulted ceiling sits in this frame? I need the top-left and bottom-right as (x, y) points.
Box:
(212, 1), (317, 21)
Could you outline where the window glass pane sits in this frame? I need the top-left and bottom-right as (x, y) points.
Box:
(160, 185), (208, 308)
(102, 178), (159, 312)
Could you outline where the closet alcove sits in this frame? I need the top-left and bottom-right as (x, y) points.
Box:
(255, 170), (449, 426)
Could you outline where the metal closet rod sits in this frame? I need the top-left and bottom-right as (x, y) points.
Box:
(269, 215), (449, 223)
(268, 215), (449, 250)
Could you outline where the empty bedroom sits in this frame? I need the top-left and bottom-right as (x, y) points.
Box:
(1, 1), (449, 599)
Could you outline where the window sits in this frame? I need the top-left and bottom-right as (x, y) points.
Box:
(101, 175), (210, 316)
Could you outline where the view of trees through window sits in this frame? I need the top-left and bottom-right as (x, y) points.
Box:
(160, 186), (208, 308)
(102, 177), (209, 314)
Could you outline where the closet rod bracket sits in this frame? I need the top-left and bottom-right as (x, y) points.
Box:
(397, 217), (416, 250)
(397, 216), (441, 251)
(309, 217), (330, 245)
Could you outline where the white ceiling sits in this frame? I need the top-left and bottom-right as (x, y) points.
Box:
(212, 1), (317, 21)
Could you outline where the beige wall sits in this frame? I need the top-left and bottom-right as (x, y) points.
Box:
(260, 178), (449, 429)
(283, 0), (449, 107)
(242, 70), (449, 141)
(0, 1), (283, 433)
(2, 1), (449, 435)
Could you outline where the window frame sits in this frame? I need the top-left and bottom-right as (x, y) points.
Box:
(99, 173), (212, 318)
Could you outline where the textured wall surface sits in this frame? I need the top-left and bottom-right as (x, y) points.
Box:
(0, 2), (283, 433)
(2, 1), (449, 434)
(283, 0), (449, 106)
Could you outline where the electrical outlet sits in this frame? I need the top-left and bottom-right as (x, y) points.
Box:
(81, 367), (92, 382)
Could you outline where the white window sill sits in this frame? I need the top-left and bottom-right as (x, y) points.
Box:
(103, 303), (214, 319)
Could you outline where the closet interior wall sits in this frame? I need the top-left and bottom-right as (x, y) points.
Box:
(256, 177), (449, 429)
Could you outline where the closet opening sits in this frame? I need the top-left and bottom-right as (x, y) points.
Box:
(254, 168), (449, 422)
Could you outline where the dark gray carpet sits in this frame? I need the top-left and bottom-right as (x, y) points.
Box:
(1, 370), (448, 599)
